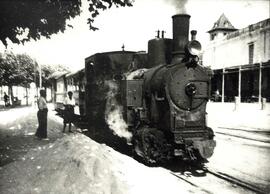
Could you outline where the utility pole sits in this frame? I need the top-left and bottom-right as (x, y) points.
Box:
(39, 64), (42, 89)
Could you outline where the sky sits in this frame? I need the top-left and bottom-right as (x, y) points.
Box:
(0, 0), (269, 71)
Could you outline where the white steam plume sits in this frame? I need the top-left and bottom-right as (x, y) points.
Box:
(166, 0), (188, 14)
(125, 68), (147, 80)
(104, 80), (132, 141)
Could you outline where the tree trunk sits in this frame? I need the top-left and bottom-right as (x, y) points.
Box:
(8, 85), (14, 105)
(1, 86), (2, 98)
(25, 87), (28, 106)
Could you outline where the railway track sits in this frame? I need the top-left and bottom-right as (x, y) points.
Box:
(80, 127), (268, 193)
(205, 168), (266, 194)
(170, 171), (212, 194)
(215, 127), (270, 144)
(170, 167), (267, 194)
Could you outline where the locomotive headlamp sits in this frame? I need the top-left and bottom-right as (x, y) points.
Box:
(185, 83), (197, 96)
(186, 40), (202, 56)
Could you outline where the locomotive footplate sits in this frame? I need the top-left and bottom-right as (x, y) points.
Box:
(173, 130), (209, 143)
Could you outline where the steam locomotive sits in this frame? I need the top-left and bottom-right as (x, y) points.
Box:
(83, 14), (216, 163)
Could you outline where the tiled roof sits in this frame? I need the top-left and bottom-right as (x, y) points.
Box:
(48, 71), (69, 79)
(66, 68), (84, 78)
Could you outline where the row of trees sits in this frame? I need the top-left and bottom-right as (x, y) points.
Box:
(0, 51), (68, 105)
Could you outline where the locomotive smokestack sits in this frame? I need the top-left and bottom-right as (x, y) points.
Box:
(172, 14), (190, 63)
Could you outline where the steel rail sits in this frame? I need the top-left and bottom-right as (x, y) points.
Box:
(170, 167), (267, 194)
(170, 172), (214, 194)
(216, 131), (270, 144)
(204, 168), (267, 194)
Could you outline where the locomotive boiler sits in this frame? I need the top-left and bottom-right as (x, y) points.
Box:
(85, 14), (216, 163)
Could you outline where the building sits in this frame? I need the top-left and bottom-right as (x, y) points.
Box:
(203, 14), (270, 106)
(49, 71), (70, 108)
(49, 69), (86, 115)
(208, 14), (238, 41)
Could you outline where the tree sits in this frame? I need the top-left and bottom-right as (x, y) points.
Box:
(0, 0), (133, 46)
(39, 64), (70, 88)
(16, 53), (38, 86)
(0, 52), (37, 105)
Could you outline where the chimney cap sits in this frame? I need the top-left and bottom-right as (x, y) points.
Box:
(172, 14), (190, 19)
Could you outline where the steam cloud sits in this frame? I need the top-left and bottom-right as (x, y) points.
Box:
(104, 80), (132, 141)
(167, 0), (188, 14)
(125, 68), (147, 80)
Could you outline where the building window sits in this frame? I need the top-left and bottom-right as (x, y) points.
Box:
(248, 42), (254, 64)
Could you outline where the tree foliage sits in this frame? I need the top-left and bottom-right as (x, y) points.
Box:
(87, 0), (133, 30)
(0, 52), (70, 87)
(0, 52), (37, 87)
(0, 52), (38, 104)
(0, 0), (133, 46)
(40, 64), (69, 88)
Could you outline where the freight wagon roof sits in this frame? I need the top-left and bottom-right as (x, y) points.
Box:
(85, 50), (136, 62)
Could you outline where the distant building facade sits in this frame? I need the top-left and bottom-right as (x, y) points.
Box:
(49, 71), (69, 106)
(203, 14), (270, 104)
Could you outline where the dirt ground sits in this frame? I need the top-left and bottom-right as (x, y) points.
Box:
(0, 105), (197, 194)
(0, 105), (65, 167)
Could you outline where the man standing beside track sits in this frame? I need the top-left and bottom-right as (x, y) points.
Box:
(35, 89), (48, 140)
(63, 91), (75, 133)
